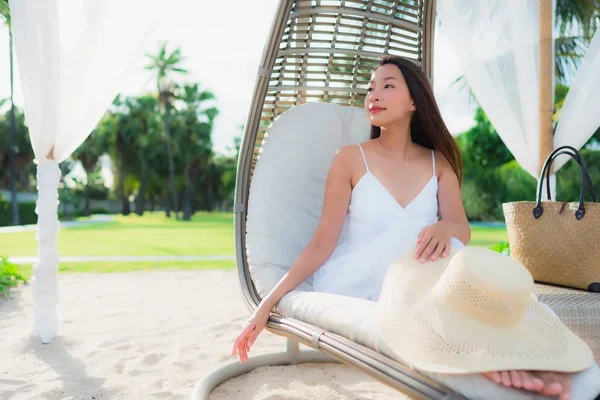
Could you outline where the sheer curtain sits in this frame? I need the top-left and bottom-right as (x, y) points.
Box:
(437, 0), (544, 178)
(9, 0), (159, 343)
(437, 0), (600, 188)
(553, 30), (600, 170)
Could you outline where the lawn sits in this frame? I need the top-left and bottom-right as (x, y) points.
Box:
(1, 212), (234, 257)
(1, 212), (507, 278)
(469, 224), (508, 247)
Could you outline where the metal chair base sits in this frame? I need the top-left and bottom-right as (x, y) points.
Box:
(191, 338), (338, 399)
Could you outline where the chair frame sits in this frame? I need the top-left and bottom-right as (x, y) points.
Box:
(192, 1), (465, 398)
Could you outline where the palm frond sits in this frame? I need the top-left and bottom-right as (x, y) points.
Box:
(451, 74), (478, 106)
(555, 35), (588, 84)
(198, 91), (215, 102)
(158, 41), (167, 59)
(204, 107), (219, 123)
(555, 0), (600, 40)
(0, 0), (10, 25)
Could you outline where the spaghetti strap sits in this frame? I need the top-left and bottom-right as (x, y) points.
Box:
(357, 144), (370, 172)
(431, 149), (436, 176)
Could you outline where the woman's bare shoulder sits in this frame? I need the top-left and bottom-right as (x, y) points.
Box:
(433, 147), (448, 161)
(335, 141), (373, 163)
(433, 148), (457, 178)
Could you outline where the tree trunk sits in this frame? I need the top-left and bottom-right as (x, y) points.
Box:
(62, 199), (68, 220)
(18, 169), (28, 191)
(182, 165), (193, 221)
(8, 29), (19, 226)
(117, 163), (130, 216)
(162, 103), (179, 220)
(165, 194), (171, 217)
(84, 170), (92, 216)
(121, 194), (131, 215)
(135, 158), (149, 216)
(182, 189), (192, 220)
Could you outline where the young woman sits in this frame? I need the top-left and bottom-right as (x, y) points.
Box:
(231, 56), (571, 399)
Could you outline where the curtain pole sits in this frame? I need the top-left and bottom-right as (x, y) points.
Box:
(539, 0), (553, 178)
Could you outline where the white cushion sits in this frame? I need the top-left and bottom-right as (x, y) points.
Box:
(278, 291), (600, 400)
(247, 102), (370, 292)
(245, 103), (600, 399)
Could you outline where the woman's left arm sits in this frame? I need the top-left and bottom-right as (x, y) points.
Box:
(413, 150), (471, 262)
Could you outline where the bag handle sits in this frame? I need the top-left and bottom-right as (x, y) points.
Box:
(534, 146), (594, 220)
(543, 147), (596, 202)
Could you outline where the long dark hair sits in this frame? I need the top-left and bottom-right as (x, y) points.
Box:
(370, 56), (463, 185)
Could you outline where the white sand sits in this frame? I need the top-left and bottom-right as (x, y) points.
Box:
(0, 270), (403, 400)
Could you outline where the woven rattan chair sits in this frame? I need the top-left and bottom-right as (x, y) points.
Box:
(192, 1), (600, 399)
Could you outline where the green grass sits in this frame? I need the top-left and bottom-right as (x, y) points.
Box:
(2, 212), (507, 277)
(469, 225), (508, 247)
(16, 260), (235, 280)
(1, 212), (234, 257)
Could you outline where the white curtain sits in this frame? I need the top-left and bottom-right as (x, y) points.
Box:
(438, 0), (600, 195)
(9, 0), (158, 344)
(437, 0), (545, 179)
(553, 30), (600, 170)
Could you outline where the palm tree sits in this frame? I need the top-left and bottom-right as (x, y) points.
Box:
(0, 1), (18, 225)
(177, 83), (218, 220)
(144, 42), (188, 219)
(123, 95), (162, 216)
(101, 96), (136, 215)
(554, 0), (600, 83)
(71, 129), (107, 216)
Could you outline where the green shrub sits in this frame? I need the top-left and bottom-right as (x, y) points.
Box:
(495, 160), (537, 203)
(0, 256), (27, 296)
(461, 179), (497, 222)
(490, 241), (510, 255)
(0, 200), (37, 227)
(460, 150), (600, 222)
(555, 149), (600, 202)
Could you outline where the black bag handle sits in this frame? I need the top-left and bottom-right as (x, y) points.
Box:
(534, 145), (594, 220)
(546, 145), (596, 203)
(543, 148), (596, 202)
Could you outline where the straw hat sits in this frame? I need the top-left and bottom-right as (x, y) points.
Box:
(378, 246), (594, 374)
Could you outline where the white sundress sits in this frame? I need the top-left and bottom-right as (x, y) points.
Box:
(312, 143), (465, 301)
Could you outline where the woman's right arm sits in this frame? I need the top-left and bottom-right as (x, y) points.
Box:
(231, 145), (356, 362)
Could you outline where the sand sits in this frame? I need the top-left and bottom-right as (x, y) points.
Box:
(0, 270), (402, 400)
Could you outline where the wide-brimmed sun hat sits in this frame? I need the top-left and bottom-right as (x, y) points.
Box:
(378, 246), (594, 374)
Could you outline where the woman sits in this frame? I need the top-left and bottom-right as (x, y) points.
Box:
(231, 56), (572, 399)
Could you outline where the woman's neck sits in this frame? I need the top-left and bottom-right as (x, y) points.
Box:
(376, 119), (415, 160)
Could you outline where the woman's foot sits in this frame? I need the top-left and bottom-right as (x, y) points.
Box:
(482, 370), (571, 399)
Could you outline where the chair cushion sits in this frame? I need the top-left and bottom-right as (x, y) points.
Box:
(278, 290), (600, 400)
(246, 102), (371, 291)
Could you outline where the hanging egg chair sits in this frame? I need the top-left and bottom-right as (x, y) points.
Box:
(193, 1), (600, 399)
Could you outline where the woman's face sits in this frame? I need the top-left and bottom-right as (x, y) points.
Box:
(365, 63), (415, 127)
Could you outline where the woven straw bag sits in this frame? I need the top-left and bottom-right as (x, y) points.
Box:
(502, 145), (600, 292)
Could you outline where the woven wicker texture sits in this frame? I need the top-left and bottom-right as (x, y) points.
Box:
(503, 201), (600, 290)
(533, 283), (600, 364)
(249, 0), (434, 173)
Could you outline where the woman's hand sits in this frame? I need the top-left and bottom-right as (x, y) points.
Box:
(230, 302), (272, 362)
(414, 221), (452, 263)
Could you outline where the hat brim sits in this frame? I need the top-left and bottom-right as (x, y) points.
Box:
(378, 248), (594, 374)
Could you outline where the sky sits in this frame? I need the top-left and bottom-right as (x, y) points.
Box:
(0, 0), (476, 160)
